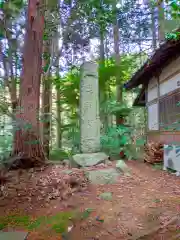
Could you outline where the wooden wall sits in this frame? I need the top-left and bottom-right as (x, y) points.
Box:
(146, 56), (180, 144)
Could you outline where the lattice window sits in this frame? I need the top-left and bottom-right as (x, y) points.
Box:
(159, 90), (180, 131)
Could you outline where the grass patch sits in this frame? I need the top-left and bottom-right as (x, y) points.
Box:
(0, 211), (75, 234)
(27, 216), (47, 230)
(76, 208), (94, 220)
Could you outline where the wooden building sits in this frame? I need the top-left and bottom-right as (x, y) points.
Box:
(125, 37), (180, 146)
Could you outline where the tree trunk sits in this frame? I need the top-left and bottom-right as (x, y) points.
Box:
(113, 9), (122, 126)
(99, 28), (108, 132)
(113, 25), (122, 102)
(13, 0), (45, 166)
(42, 40), (52, 158)
(56, 0), (62, 149)
(56, 86), (62, 149)
(158, 0), (165, 44)
(8, 38), (18, 113)
(149, 2), (157, 51)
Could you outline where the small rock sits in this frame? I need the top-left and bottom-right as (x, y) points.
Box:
(97, 163), (105, 167)
(116, 160), (130, 175)
(62, 159), (70, 166)
(105, 160), (113, 166)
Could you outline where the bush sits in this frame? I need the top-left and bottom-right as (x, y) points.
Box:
(100, 125), (132, 156)
(49, 148), (71, 161)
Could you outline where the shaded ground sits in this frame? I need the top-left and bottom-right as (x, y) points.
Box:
(0, 160), (180, 239)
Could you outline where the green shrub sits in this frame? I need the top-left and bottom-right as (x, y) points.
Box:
(49, 148), (71, 161)
(100, 125), (132, 155)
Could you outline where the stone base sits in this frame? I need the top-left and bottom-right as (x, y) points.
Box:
(71, 152), (108, 168)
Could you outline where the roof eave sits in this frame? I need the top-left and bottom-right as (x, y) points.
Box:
(124, 36), (180, 90)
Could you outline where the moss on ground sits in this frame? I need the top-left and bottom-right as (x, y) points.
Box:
(0, 211), (75, 234)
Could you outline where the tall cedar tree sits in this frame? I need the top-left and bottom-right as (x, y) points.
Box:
(13, 0), (46, 165)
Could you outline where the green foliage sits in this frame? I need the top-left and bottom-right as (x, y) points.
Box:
(101, 100), (132, 117)
(49, 148), (71, 161)
(0, 0), (24, 17)
(100, 97), (146, 160)
(0, 134), (12, 159)
(166, 31), (180, 40)
(54, 67), (80, 107)
(65, 122), (80, 153)
(100, 125), (132, 155)
(166, 0), (180, 17)
(80, 0), (114, 33)
(0, 0), (24, 39)
(99, 54), (140, 89)
(79, 208), (94, 220)
(0, 118), (13, 163)
(164, 0), (180, 39)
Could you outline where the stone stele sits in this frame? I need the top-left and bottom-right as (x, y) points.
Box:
(72, 61), (108, 167)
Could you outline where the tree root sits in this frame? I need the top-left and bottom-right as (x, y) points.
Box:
(9, 130), (47, 170)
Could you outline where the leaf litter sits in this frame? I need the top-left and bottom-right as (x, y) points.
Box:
(0, 161), (179, 239)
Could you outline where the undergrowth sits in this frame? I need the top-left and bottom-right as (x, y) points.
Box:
(0, 209), (94, 234)
(49, 148), (71, 161)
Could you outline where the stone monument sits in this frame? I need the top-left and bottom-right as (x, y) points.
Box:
(72, 61), (108, 167)
(80, 61), (100, 153)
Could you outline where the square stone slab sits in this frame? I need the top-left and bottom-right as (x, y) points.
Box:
(0, 232), (28, 240)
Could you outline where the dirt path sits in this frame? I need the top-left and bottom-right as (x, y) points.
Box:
(68, 161), (180, 240)
(0, 161), (180, 239)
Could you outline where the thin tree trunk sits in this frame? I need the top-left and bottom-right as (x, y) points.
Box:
(42, 39), (52, 158)
(151, 5), (157, 51)
(0, 39), (17, 135)
(113, 25), (122, 102)
(56, 85), (62, 149)
(99, 27), (108, 132)
(147, 0), (157, 51)
(13, 0), (45, 165)
(113, 9), (122, 125)
(56, 0), (62, 149)
(158, 0), (165, 44)
(8, 38), (17, 113)
(105, 36), (109, 59)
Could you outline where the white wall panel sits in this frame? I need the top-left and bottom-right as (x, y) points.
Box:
(159, 56), (180, 83)
(148, 103), (158, 130)
(160, 72), (180, 96)
(147, 77), (158, 102)
(147, 87), (158, 102)
(148, 77), (157, 89)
